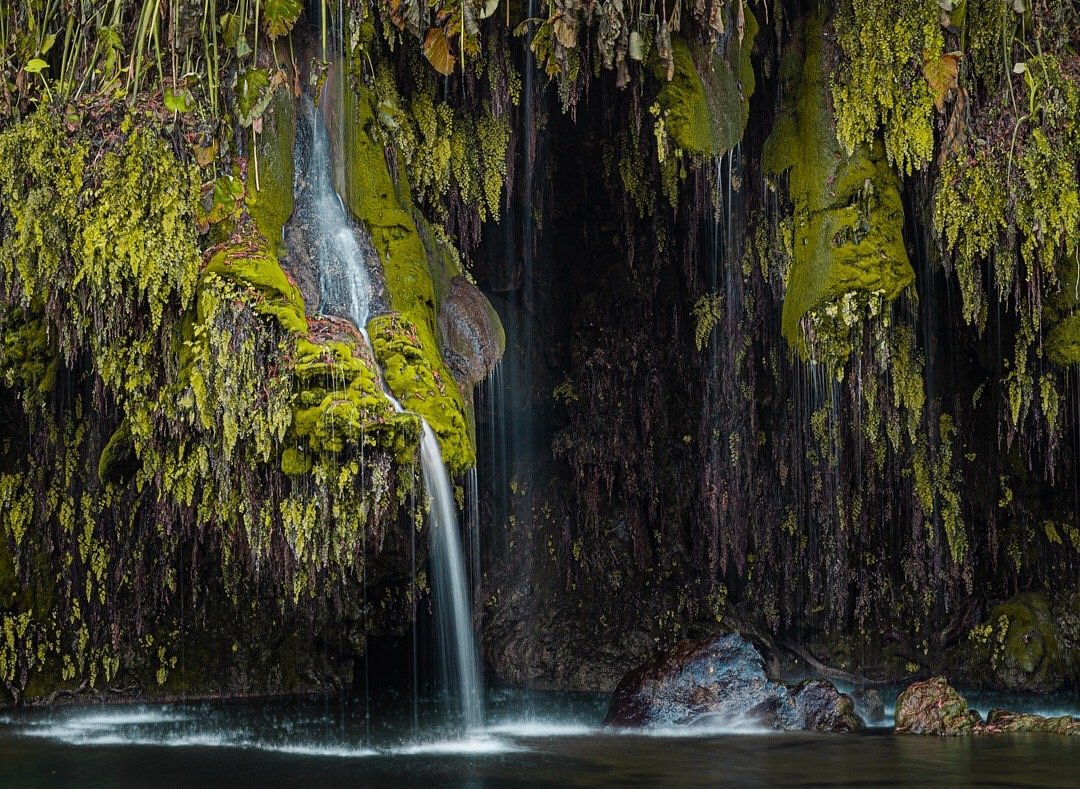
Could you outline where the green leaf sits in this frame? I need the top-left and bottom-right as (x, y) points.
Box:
(262, 0), (304, 39)
(234, 68), (273, 127)
(479, 0), (499, 20)
(24, 58), (49, 74)
(38, 33), (57, 56)
(164, 86), (196, 113)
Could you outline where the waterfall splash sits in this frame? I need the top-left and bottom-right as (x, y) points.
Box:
(297, 95), (483, 730)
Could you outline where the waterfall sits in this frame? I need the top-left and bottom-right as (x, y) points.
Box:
(296, 95), (483, 730)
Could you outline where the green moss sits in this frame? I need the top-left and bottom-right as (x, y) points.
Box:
(969, 592), (1065, 692)
(764, 14), (914, 358)
(831, 0), (941, 175)
(290, 335), (419, 458)
(97, 419), (135, 484)
(246, 87), (296, 255)
(651, 20), (757, 157)
(203, 228), (308, 334)
(0, 309), (59, 399)
(0, 533), (16, 606)
(368, 313), (474, 473)
(1047, 311), (1080, 366)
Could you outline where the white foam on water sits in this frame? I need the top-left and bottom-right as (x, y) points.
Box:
(387, 735), (526, 756)
(256, 742), (379, 758)
(24, 708), (187, 729)
(485, 720), (597, 738)
(618, 720), (776, 738)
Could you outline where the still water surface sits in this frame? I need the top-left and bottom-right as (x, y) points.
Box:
(1, 687), (1077, 787)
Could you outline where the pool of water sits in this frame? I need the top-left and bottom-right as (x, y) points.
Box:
(1, 688), (1078, 787)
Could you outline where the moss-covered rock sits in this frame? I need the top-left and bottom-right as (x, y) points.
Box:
(763, 13), (913, 358)
(368, 313), (474, 472)
(338, 78), (475, 469)
(246, 86), (296, 255)
(967, 592), (1066, 692)
(203, 227), (308, 334)
(290, 325), (419, 461)
(984, 708), (1080, 735)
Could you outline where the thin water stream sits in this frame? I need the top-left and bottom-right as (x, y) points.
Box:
(296, 95), (483, 730)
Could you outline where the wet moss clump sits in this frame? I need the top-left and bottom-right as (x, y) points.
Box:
(289, 330), (420, 464)
(369, 313), (474, 473)
(967, 592), (1066, 692)
(652, 21), (757, 157)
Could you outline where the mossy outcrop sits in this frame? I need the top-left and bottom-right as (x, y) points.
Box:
(336, 76), (478, 471)
(967, 592), (1066, 692)
(246, 86), (297, 256)
(763, 14), (913, 358)
(895, 677), (983, 735)
(369, 313), (474, 472)
(896, 676), (1080, 736)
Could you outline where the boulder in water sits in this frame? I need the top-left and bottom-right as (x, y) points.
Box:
(604, 633), (863, 732)
(895, 676), (983, 735)
(896, 675), (1080, 736)
(984, 709), (1080, 735)
(791, 679), (864, 733)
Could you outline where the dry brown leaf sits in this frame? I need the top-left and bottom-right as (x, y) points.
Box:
(423, 26), (456, 76)
(923, 50), (963, 112)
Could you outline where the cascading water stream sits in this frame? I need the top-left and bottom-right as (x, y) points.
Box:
(296, 95), (483, 731)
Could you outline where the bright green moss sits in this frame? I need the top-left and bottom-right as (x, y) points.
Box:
(290, 334), (419, 459)
(764, 14), (914, 358)
(339, 80), (475, 470)
(368, 313), (474, 473)
(0, 310), (59, 400)
(0, 109), (85, 309)
(203, 228), (308, 334)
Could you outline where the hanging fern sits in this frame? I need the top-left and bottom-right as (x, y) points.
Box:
(692, 292), (723, 350)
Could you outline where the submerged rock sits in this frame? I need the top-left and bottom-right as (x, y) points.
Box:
(984, 709), (1080, 735)
(850, 688), (886, 724)
(604, 633), (863, 732)
(896, 676), (1080, 736)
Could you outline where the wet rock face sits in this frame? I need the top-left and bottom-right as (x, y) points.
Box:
(896, 676), (1080, 736)
(437, 275), (505, 391)
(791, 680), (864, 733)
(604, 633), (863, 732)
(850, 688), (885, 724)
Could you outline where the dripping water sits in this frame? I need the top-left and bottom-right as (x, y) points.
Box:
(296, 94), (483, 731)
